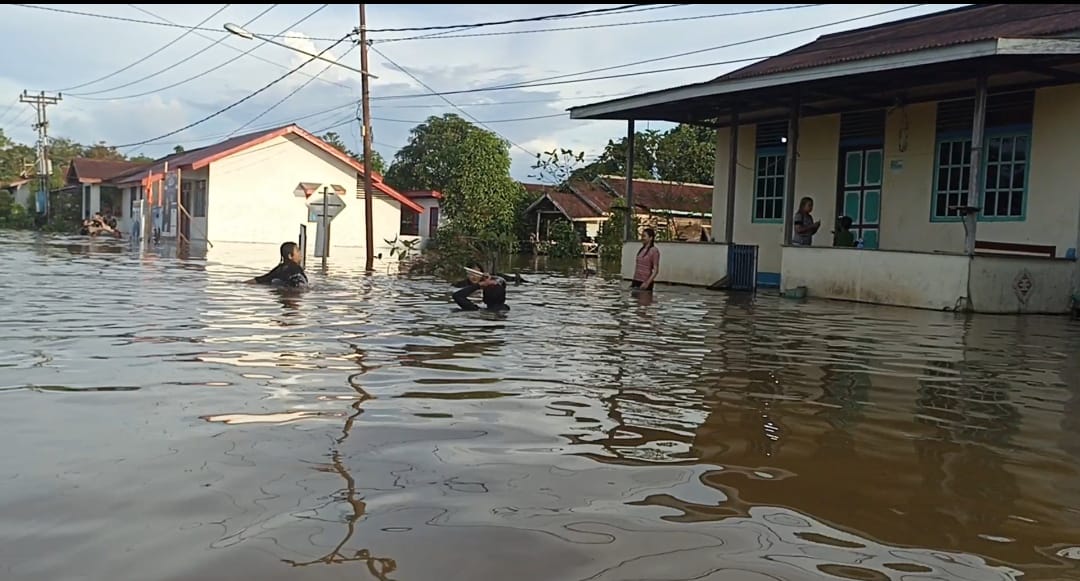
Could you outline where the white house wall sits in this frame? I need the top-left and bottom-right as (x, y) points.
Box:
(205, 133), (402, 257)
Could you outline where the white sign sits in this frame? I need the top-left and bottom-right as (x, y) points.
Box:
(307, 191), (346, 222)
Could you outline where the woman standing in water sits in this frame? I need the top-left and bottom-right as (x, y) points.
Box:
(631, 227), (660, 292)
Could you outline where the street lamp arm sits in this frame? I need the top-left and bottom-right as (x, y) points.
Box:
(222, 23), (378, 79)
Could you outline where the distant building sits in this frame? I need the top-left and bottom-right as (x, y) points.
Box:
(523, 175), (713, 243)
(398, 190), (442, 249)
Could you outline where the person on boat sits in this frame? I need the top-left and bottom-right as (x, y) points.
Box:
(247, 241), (309, 288)
(452, 262), (509, 312)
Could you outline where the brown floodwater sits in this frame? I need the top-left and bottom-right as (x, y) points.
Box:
(2, 231), (1080, 581)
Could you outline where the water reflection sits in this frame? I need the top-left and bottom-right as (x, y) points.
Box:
(1, 231), (1079, 580)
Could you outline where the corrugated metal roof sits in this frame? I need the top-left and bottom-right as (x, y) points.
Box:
(720, 4), (1080, 82)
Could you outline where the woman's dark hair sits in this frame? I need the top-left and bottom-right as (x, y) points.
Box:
(280, 241), (299, 262)
(840, 215), (853, 229)
(468, 261), (485, 272)
(638, 227), (657, 255)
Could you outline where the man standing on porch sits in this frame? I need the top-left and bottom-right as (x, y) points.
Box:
(792, 197), (821, 246)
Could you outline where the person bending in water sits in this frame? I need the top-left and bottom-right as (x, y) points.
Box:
(452, 263), (508, 312)
(246, 241), (309, 288)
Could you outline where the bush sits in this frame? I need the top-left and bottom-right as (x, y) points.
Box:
(0, 191), (34, 229)
(407, 224), (518, 280)
(547, 219), (582, 259)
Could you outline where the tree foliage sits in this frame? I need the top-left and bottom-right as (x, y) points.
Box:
(0, 129), (148, 191)
(529, 148), (586, 186)
(573, 123), (716, 185)
(322, 131), (386, 175)
(385, 114), (524, 239)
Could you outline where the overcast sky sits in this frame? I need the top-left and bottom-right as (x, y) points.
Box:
(0, 3), (964, 181)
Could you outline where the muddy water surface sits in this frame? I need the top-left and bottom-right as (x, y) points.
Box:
(2, 231), (1080, 581)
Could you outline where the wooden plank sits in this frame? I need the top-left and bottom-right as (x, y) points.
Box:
(974, 239), (1055, 258)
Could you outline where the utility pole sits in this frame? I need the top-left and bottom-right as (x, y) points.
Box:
(19, 90), (62, 217)
(359, 4), (376, 272)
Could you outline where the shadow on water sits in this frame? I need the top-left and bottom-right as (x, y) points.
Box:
(1, 230), (1079, 580)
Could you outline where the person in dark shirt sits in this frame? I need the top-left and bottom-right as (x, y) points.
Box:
(247, 241), (309, 288)
(452, 262), (508, 312)
(833, 215), (857, 247)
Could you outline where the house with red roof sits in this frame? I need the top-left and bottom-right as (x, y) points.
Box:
(398, 190), (442, 249)
(523, 176), (713, 245)
(95, 124), (422, 255)
(60, 157), (153, 219)
(570, 4), (1080, 314)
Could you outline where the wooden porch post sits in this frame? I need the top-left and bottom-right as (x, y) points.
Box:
(964, 75), (988, 256)
(782, 95), (801, 246)
(724, 110), (739, 244)
(624, 119), (636, 242)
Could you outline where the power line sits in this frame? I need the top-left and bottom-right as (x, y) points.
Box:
(128, 4), (353, 91)
(68, 5), (278, 97)
(368, 4), (927, 102)
(227, 44), (358, 139)
(374, 112), (565, 125)
(363, 4), (682, 34)
(6, 3), (679, 41)
(373, 4), (821, 43)
(113, 33), (352, 149)
(68, 5), (331, 101)
(52, 4), (231, 93)
(371, 45), (536, 158)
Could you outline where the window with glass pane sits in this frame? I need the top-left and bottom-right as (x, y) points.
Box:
(753, 151), (786, 222)
(400, 209), (419, 236)
(931, 138), (972, 220)
(982, 134), (1027, 219)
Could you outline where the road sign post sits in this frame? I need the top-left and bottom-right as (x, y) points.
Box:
(307, 185), (347, 268)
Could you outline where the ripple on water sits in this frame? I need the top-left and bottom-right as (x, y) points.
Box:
(0, 232), (1079, 581)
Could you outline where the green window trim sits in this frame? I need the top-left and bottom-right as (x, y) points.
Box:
(930, 126), (1031, 223)
(752, 147), (786, 224)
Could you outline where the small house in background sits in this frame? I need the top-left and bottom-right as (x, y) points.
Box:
(59, 158), (152, 219)
(523, 175), (713, 245)
(95, 124), (422, 257)
(3, 178), (34, 209)
(398, 190), (442, 249)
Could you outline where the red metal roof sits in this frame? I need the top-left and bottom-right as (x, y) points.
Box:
(68, 158), (151, 184)
(595, 176), (712, 215)
(108, 124), (422, 213)
(529, 177), (712, 220)
(720, 4), (1080, 82)
(402, 190), (442, 200)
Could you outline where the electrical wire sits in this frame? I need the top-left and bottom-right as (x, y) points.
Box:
(374, 112), (565, 125)
(127, 4), (352, 91)
(7, 3), (680, 41)
(373, 4), (821, 43)
(226, 44), (358, 139)
(371, 45), (536, 158)
(68, 5), (278, 97)
(361, 4), (683, 34)
(69, 5), (330, 101)
(113, 33), (352, 149)
(413, 4), (928, 98)
(51, 4), (231, 93)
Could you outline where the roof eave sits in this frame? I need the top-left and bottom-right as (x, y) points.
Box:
(568, 38), (1080, 121)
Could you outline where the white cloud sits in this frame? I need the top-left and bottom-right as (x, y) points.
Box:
(0, 3), (966, 179)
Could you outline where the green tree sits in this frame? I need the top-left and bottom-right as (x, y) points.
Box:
(547, 219), (582, 259)
(322, 130), (386, 174)
(656, 124), (715, 184)
(173, 145), (185, 154)
(529, 148), (586, 186)
(386, 113), (522, 239)
(0, 129), (35, 184)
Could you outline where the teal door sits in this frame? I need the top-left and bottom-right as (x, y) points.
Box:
(839, 147), (883, 249)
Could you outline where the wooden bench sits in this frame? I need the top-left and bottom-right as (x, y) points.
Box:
(974, 240), (1056, 258)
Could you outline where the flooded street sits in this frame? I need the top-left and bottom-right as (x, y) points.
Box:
(2, 230), (1080, 581)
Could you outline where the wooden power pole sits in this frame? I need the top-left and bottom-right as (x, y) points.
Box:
(359, 4), (375, 272)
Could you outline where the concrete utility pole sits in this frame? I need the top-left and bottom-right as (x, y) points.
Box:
(359, 4), (376, 272)
(19, 90), (62, 216)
